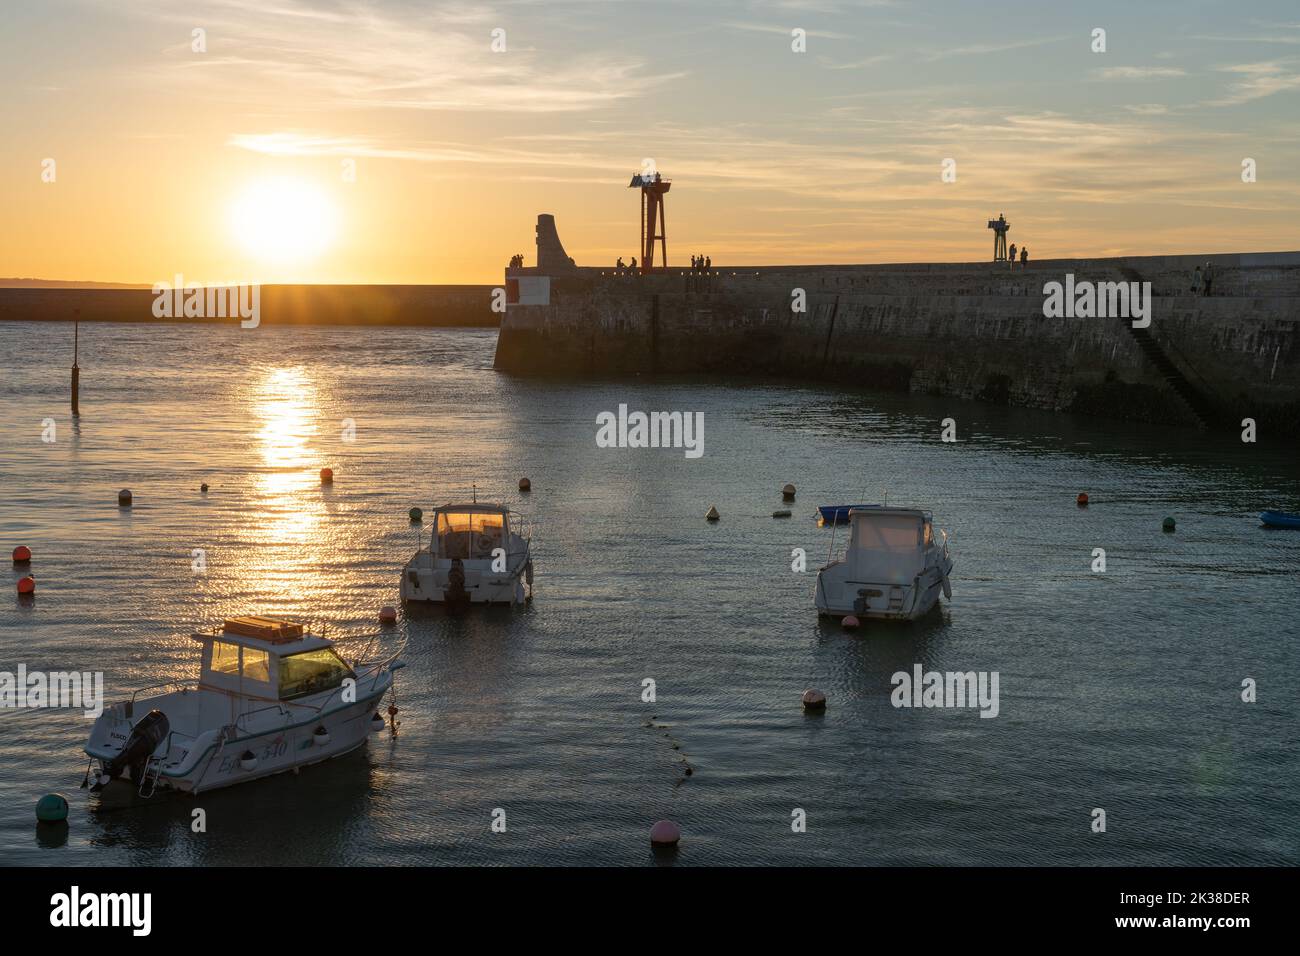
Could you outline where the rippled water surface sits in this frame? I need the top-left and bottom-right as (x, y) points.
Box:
(2, 320), (1297, 866)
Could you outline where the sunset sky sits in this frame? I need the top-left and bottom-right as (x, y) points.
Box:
(3, 0), (1299, 285)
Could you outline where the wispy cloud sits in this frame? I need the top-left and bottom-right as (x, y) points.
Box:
(922, 35), (1068, 61)
(1206, 60), (1300, 105)
(110, 0), (681, 112)
(1094, 66), (1187, 80)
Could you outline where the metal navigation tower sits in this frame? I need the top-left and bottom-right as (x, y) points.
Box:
(988, 213), (1010, 262)
(629, 170), (670, 273)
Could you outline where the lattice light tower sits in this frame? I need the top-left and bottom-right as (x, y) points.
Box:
(988, 213), (1010, 262)
(629, 170), (670, 273)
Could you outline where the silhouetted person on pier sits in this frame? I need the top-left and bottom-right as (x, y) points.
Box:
(1008, 243), (1017, 267)
(1203, 261), (1214, 296)
(1020, 247), (1028, 266)
(616, 257), (625, 272)
(630, 256), (638, 272)
(705, 256), (711, 270)
(1191, 265), (1203, 294)
(690, 255), (697, 270)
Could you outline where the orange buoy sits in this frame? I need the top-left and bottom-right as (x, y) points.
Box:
(17, 576), (35, 595)
(12, 546), (31, 565)
(802, 689), (827, 711)
(378, 605), (398, 625)
(117, 489), (132, 507)
(841, 614), (860, 629)
(519, 477), (531, 492)
(320, 468), (334, 484)
(650, 820), (681, 847)
(1077, 493), (1089, 507)
(782, 483), (796, 501)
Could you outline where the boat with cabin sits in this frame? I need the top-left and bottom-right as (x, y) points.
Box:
(814, 507), (953, 621)
(400, 501), (533, 606)
(83, 616), (405, 796)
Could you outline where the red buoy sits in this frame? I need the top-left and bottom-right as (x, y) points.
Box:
(12, 546), (31, 565)
(841, 614), (860, 629)
(378, 605), (398, 625)
(1077, 493), (1089, 507)
(650, 820), (681, 847)
(17, 576), (35, 595)
(320, 468), (334, 484)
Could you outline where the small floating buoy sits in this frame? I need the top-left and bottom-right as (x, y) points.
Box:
(802, 689), (827, 711)
(35, 793), (69, 824)
(705, 505), (720, 522)
(239, 750), (258, 771)
(370, 712), (386, 733)
(117, 489), (132, 507)
(313, 726), (331, 746)
(772, 509), (792, 518)
(12, 545), (31, 565)
(408, 506), (423, 523)
(17, 576), (35, 595)
(650, 819), (681, 847)
(782, 483), (796, 501)
(840, 615), (860, 629)
(518, 477), (531, 492)
(200, 483), (209, 493)
(1077, 493), (1089, 507)
(1163, 516), (1176, 533)
(378, 605), (398, 625)
(320, 468), (333, 484)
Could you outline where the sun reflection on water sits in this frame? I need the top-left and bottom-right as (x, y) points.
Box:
(251, 366), (322, 544)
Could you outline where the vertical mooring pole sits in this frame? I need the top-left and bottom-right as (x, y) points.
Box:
(71, 311), (80, 416)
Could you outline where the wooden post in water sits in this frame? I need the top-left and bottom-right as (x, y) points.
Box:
(71, 311), (80, 416)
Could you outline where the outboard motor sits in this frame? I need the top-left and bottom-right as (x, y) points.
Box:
(445, 558), (469, 612)
(94, 709), (169, 789)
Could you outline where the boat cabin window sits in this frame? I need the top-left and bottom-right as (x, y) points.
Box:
(202, 640), (278, 697)
(279, 648), (355, 701)
(437, 511), (506, 560)
(211, 640), (241, 675)
(242, 647), (270, 682)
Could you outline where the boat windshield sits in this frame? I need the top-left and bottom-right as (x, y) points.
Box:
(279, 648), (355, 701)
(848, 513), (924, 584)
(436, 510), (507, 560)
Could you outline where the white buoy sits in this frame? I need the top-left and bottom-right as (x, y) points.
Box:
(841, 615), (860, 629)
(313, 727), (331, 746)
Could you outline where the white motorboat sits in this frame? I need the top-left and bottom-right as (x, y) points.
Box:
(84, 616), (405, 796)
(400, 501), (532, 606)
(814, 507), (953, 621)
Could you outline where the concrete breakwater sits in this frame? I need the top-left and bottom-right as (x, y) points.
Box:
(495, 234), (1300, 432)
(0, 284), (498, 327)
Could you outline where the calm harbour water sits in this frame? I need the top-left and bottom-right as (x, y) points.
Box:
(1, 320), (1297, 866)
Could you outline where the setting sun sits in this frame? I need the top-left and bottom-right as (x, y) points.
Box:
(230, 178), (338, 263)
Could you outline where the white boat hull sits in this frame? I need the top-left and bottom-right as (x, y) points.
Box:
(815, 558), (953, 621)
(400, 549), (531, 606)
(86, 677), (392, 795)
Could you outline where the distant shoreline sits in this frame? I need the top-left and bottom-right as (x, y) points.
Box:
(0, 284), (501, 327)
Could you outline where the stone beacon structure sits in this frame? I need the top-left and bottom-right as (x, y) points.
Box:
(494, 211), (1300, 433)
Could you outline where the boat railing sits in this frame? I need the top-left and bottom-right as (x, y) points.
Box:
(125, 680), (195, 713)
(234, 702), (293, 735)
